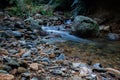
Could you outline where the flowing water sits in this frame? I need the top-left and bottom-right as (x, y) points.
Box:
(41, 25), (120, 70)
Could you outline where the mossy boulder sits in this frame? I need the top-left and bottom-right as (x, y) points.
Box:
(72, 16), (99, 38)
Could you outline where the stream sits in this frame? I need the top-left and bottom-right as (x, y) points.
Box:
(41, 25), (120, 70)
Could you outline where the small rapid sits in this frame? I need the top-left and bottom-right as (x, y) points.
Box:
(41, 25), (93, 44)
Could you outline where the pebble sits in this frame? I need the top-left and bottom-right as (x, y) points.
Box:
(56, 54), (65, 61)
(80, 67), (92, 77)
(41, 57), (51, 63)
(0, 73), (14, 80)
(29, 63), (38, 71)
(17, 67), (27, 73)
(52, 69), (63, 75)
(72, 63), (81, 68)
(22, 50), (31, 58)
(0, 48), (9, 55)
(12, 31), (23, 38)
(8, 49), (18, 54)
(0, 12), (119, 80)
(71, 76), (83, 80)
(2, 65), (12, 72)
(0, 70), (8, 74)
(31, 77), (38, 80)
(7, 59), (20, 68)
(49, 53), (56, 58)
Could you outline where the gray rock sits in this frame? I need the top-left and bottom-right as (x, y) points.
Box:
(31, 77), (38, 80)
(18, 40), (26, 46)
(93, 63), (102, 69)
(22, 72), (31, 77)
(52, 69), (63, 75)
(56, 54), (65, 61)
(0, 31), (10, 38)
(93, 63), (106, 72)
(71, 76), (83, 80)
(3, 65), (12, 72)
(12, 31), (23, 38)
(72, 16), (99, 37)
(22, 50), (31, 58)
(107, 33), (120, 41)
(24, 17), (41, 30)
(7, 59), (20, 68)
(0, 70), (8, 74)
(21, 77), (27, 80)
(41, 57), (51, 63)
(14, 21), (24, 29)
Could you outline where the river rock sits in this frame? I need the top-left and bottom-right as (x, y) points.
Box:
(8, 49), (18, 54)
(29, 63), (38, 71)
(71, 76), (83, 80)
(31, 77), (38, 80)
(93, 63), (102, 69)
(24, 17), (41, 30)
(56, 53), (65, 61)
(17, 67), (27, 73)
(41, 57), (51, 63)
(0, 48), (9, 55)
(7, 59), (20, 68)
(72, 16), (99, 38)
(14, 21), (24, 29)
(0, 70), (8, 74)
(0, 11), (5, 19)
(0, 73), (14, 80)
(107, 33), (120, 41)
(49, 53), (55, 58)
(80, 67), (92, 77)
(12, 31), (23, 38)
(52, 69), (63, 75)
(22, 50), (31, 58)
(34, 13), (42, 19)
(2, 65), (12, 72)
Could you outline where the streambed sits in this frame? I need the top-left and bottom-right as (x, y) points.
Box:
(41, 25), (120, 70)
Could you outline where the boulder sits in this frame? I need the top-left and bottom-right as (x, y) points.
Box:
(72, 16), (99, 38)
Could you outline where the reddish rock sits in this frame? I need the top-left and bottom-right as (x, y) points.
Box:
(29, 63), (38, 71)
(0, 73), (14, 80)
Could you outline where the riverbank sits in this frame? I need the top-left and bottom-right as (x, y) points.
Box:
(0, 11), (120, 79)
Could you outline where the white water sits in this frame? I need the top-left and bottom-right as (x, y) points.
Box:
(41, 26), (93, 44)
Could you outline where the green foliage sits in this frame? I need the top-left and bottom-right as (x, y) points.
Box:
(6, 0), (31, 17)
(6, 0), (54, 17)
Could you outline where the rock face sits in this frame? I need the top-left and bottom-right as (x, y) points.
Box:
(72, 16), (99, 38)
